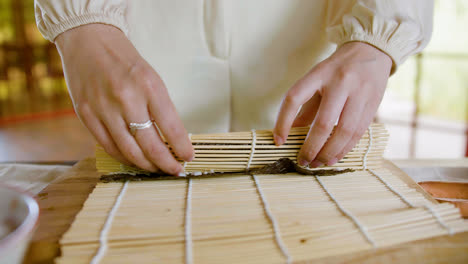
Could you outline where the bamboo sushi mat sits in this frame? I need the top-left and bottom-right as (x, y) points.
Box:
(56, 124), (468, 263)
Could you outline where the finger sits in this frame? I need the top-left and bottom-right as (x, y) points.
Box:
(273, 76), (322, 145)
(291, 93), (321, 127)
(126, 108), (184, 175)
(101, 113), (159, 172)
(336, 103), (378, 162)
(146, 76), (194, 162)
(76, 104), (130, 165)
(297, 91), (347, 167)
(335, 130), (363, 163)
(314, 96), (366, 166)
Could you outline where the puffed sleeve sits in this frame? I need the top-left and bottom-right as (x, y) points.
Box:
(35, 0), (128, 42)
(326, 0), (434, 73)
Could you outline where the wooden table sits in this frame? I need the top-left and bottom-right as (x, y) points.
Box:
(23, 158), (468, 264)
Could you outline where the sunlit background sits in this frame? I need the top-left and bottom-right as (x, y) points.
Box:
(0, 0), (466, 163)
(379, 0), (468, 159)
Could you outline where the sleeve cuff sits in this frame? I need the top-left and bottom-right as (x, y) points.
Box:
(326, 1), (431, 76)
(42, 12), (128, 42)
(336, 33), (403, 75)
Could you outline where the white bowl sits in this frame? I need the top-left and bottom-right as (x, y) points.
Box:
(0, 184), (39, 264)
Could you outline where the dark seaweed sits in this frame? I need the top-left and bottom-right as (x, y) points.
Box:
(100, 158), (355, 182)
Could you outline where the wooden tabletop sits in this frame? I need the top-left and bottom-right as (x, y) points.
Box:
(23, 158), (468, 264)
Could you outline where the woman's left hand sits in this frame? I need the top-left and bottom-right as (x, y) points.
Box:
(273, 42), (392, 167)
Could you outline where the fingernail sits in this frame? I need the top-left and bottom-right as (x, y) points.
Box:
(327, 158), (338, 166)
(187, 154), (194, 162)
(309, 160), (323, 168)
(298, 158), (309, 167)
(174, 166), (185, 175)
(274, 134), (284, 146)
(178, 172), (187, 177)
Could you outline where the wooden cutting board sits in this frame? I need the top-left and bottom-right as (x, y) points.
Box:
(23, 158), (468, 264)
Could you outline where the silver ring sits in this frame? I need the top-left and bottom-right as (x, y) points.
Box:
(129, 120), (154, 135)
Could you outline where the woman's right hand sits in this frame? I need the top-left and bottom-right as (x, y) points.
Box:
(55, 24), (193, 175)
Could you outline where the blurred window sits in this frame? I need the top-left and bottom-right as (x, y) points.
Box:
(0, 0), (71, 120)
(378, 0), (468, 159)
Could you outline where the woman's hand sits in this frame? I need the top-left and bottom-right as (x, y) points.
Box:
(56, 24), (193, 175)
(274, 42), (392, 167)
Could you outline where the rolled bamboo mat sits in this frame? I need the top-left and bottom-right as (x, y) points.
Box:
(96, 123), (388, 175)
(56, 168), (468, 263)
